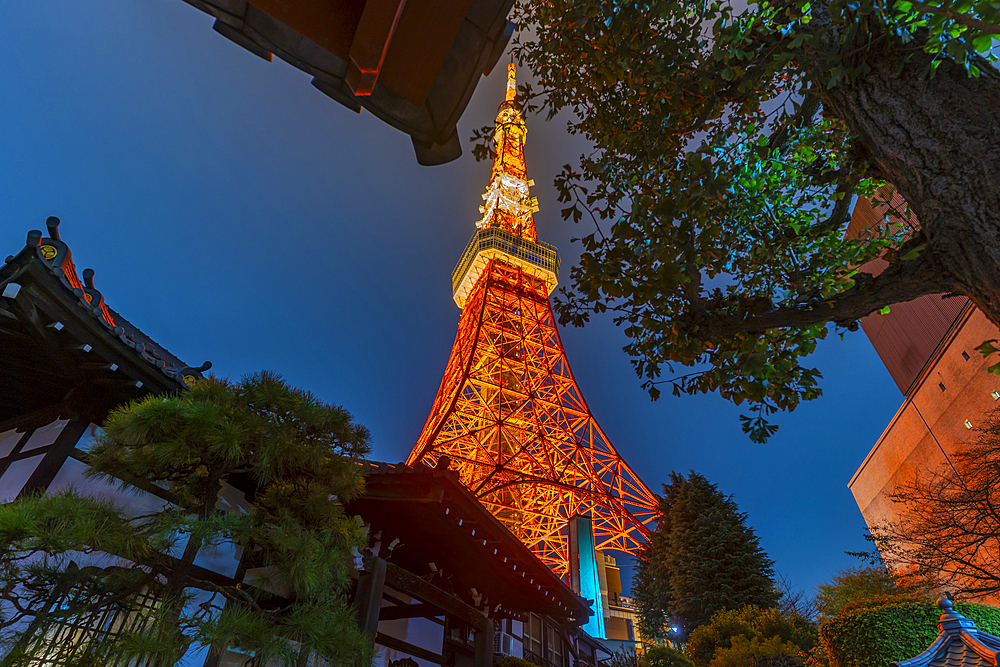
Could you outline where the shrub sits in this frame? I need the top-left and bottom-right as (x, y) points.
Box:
(646, 645), (696, 667)
(819, 599), (1000, 667)
(710, 635), (805, 667)
(494, 658), (538, 667)
(604, 650), (643, 667)
(688, 606), (818, 667)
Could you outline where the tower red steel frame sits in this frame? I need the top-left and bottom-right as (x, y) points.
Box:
(407, 64), (657, 579)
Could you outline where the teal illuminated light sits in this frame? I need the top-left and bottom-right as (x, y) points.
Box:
(569, 516), (605, 638)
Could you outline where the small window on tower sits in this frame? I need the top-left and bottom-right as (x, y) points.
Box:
(966, 420), (974, 430)
(939, 382), (946, 392)
(963, 351), (971, 361)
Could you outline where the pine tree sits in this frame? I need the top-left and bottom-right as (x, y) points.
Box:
(0, 371), (373, 667)
(635, 472), (779, 641)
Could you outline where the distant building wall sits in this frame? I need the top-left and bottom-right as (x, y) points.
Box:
(848, 188), (1000, 554)
(850, 307), (1000, 529)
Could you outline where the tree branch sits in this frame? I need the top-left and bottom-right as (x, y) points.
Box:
(909, 2), (1000, 35)
(682, 252), (956, 339)
(816, 174), (860, 233)
(765, 92), (821, 153)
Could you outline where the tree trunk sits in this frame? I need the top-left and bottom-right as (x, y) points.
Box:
(820, 46), (1000, 326)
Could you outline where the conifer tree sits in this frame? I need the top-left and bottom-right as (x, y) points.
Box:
(635, 472), (779, 641)
(0, 371), (373, 667)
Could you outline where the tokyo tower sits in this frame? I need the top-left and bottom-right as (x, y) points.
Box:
(407, 63), (657, 580)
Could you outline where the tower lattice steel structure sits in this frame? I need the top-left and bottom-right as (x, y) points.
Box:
(407, 64), (657, 579)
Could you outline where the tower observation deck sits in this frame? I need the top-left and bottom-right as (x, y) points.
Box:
(407, 63), (657, 580)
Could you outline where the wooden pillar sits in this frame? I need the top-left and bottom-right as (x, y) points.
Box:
(474, 623), (492, 667)
(441, 614), (451, 664)
(353, 556), (387, 640)
(543, 617), (550, 664)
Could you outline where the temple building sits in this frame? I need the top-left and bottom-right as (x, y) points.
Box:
(0, 216), (212, 505)
(0, 216), (614, 667)
(848, 188), (1000, 543)
(0, 70), (653, 666)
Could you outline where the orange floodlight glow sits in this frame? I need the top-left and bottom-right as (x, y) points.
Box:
(407, 63), (656, 580)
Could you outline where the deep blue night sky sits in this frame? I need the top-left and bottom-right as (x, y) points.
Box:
(1, 1), (906, 599)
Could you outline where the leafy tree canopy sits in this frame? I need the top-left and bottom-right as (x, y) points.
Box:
(503, 0), (1000, 440)
(0, 371), (373, 667)
(634, 472), (779, 641)
(814, 566), (924, 620)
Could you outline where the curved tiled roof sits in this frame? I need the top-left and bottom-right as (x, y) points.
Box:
(894, 598), (1000, 667)
(1, 216), (210, 390)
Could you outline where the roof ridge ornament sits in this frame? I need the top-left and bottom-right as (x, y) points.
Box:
(937, 596), (979, 635)
(45, 216), (61, 241)
(9, 215), (212, 390)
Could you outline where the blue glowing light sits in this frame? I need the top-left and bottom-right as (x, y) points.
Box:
(571, 516), (606, 639)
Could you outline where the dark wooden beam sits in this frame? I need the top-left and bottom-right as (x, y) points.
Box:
(475, 627), (492, 667)
(374, 631), (444, 664)
(0, 355), (73, 380)
(378, 602), (441, 622)
(6, 295), (84, 383)
(18, 417), (89, 498)
(245, 0), (362, 59)
(384, 561), (486, 632)
(346, 0), (406, 96)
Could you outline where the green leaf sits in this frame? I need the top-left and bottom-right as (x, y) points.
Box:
(977, 339), (1000, 356)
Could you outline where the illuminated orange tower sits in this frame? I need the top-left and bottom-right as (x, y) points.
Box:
(407, 63), (657, 579)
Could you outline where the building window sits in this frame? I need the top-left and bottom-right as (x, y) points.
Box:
(963, 351), (971, 361)
(939, 382), (946, 392)
(0, 454), (45, 503)
(523, 613), (543, 663)
(20, 566), (162, 667)
(547, 623), (564, 667)
(21, 418), (70, 453)
(0, 429), (24, 458)
(966, 420), (974, 430)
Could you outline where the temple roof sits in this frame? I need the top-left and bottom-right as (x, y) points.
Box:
(893, 598), (1000, 667)
(0, 217), (209, 423)
(345, 460), (594, 625)
(176, 0), (515, 165)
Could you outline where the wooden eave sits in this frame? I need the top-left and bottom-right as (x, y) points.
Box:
(0, 236), (204, 423)
(178, 0), (515, 164)
(346, 462), (592, 624)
